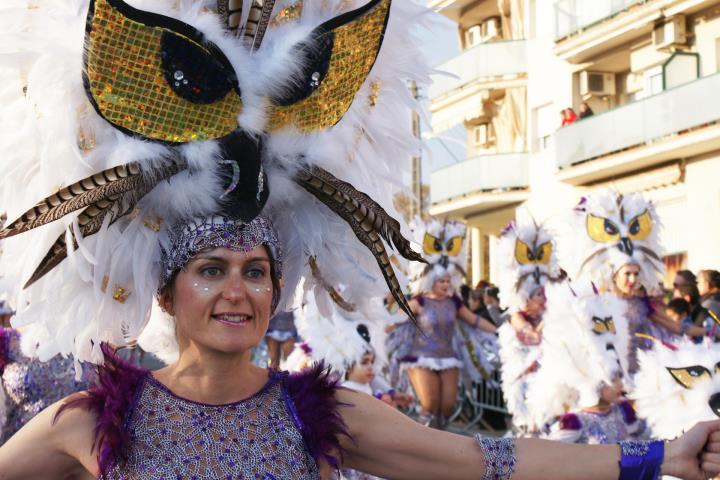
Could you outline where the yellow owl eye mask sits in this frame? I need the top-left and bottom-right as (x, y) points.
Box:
(667, 365), (712, 389)
(514, 240), (552, 265)
(84, 0), (392, 143)
(591, 316), (616, 334)
(586, 210), (653, 243)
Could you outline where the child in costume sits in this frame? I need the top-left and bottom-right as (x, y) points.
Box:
(496, 215), (564, 434)
(527, 282), (641, 444)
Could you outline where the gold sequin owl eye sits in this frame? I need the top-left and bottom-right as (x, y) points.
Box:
(267, 0), (391, 132)
(84, 0), (242, 143)
(667, 365), (712, 389)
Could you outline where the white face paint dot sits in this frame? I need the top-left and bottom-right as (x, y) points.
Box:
(203, 287), (210, 292)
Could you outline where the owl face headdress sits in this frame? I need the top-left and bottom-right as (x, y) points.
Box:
(558, 189), (663, 295)
(0, 0), (428, 362)
(497, 217), (563, 312)
(632, 339), (720, 439)
(527, 282), (630, 426)
(407, 218), (466, 295)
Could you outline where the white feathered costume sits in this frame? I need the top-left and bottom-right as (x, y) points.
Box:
(632, 338), (720, 440)
(496, 216), (562, 433)
(527, 282), (640, 443)
(0, 0), (431, 363)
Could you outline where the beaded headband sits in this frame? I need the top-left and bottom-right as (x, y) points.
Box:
(159, 215), (282, 290)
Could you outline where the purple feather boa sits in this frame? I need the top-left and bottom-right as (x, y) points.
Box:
(56, 343), (148, 476)
(284, 362), (350, 468)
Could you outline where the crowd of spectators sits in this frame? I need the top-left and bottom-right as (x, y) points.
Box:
(665, 268), (720, 342)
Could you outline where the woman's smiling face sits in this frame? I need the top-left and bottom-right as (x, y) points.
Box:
(161, 245), (275, 354)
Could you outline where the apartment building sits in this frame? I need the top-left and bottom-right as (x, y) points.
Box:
(428, 0), (720, 287)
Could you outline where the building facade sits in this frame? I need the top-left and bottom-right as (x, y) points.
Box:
(428, 0), (720, 288)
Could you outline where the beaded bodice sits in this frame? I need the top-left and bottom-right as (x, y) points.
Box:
(409, 296), (460, 359)
(0, 328), (90, 443)
(102, 370), (320, 479)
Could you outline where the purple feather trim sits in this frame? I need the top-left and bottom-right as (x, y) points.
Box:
(618, 401), (637, 425)
(0, 328), (16, 374)
(559, 413), (582, 431)
(55, 343), (148, 476)
(283, 362), (350, 469)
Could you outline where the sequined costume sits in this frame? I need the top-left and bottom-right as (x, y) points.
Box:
(547, 402), (643, 444)
(403, 296), (463, 370)
(62, 346), (347, 478)
(0, 328), (91, 443)
(625, 296), (678, 375)
(266, 310), (298, 342)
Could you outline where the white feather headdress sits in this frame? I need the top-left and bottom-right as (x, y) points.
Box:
(0, 0), (431, 363)
(407, 218), (466, 295)
(496, 215), (563, 312)
(558, 189), (664, 295)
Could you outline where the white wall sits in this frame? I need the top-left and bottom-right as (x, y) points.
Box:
(685, 154), (720, 271)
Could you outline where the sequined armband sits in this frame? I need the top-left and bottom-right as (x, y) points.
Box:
(474, 434), (517, 480)
(618, 440), (664, 480)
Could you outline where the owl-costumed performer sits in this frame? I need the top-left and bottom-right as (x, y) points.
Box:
(527, 281), (641, 444)
(496, 216), (564, 434)
(0, 0), (718, 478)
(558, 190), (693, 375)
(387, 218), (497, 430)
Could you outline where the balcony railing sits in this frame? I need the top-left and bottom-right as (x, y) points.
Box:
(555, 73), (720, 169)
(429, 40), (527, 100)
(554, 0), (646, 40)
(431, 153), (530, 204)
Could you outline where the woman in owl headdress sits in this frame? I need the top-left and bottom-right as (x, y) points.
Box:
(495, 215), (564, 434)
(389, 218), (498, 429)
(0, 0), (717, 478)
(526, 281), (641, 444)
(558, 189), (705, 375)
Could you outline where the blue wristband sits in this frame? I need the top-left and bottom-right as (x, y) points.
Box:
(618, 440), (664, 480)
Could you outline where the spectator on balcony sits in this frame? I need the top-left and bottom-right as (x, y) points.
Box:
(578, 102), (594, 119)
(561, 107), (577, 127)
(698, 269), (720, 322)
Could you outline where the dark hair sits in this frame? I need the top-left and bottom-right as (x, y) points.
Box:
(667, 298), (690, 317)
(676, 284), (699, 305)
(485, 287), (500, 301)
(675, 270), (697, 286)
(700, 270), (720, 290)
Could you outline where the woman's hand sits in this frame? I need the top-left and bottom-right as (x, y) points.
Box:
(663, 420), (720, 479)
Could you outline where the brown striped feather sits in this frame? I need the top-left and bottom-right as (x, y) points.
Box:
(22, 163), (183, 288)
(295, 167), (417, 322)
(1, 163), (142, 239)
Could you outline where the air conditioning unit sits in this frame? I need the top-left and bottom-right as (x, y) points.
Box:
(653, 15), (687, 49)
(483, 17), (501, 42)
(470, 124), (494, 148)
(579, 71), (616, 96)
(464, 24), (483, 48)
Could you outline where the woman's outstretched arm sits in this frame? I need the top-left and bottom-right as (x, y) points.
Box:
(0, 395), (98, 480)
(337, 388), (720, 480)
